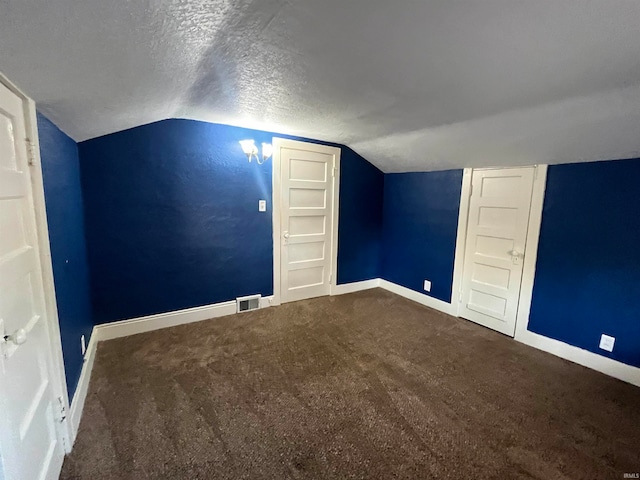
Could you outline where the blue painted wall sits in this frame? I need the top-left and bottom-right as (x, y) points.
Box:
(79, 119), (383, 324)
(37, 113), (94, 399)
(528, 159), (640, 368)
(381, 170), (463, 302)
(42, 107), (640, 384)
(379, 161), (640, 369)
(337, 147), (384, 283)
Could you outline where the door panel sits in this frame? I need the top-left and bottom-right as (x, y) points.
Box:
(279, 142), (338, 303)
(289, 188), (326, 209)
(289, 215), (326, 236)
(459, 167), (535, 336)
(0, 81), (65, 480)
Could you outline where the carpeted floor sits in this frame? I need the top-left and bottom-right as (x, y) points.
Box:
(61, 289), (640, 479)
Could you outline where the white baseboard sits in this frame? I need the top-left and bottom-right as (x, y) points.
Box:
(515, 329), (640, 387)
(67, 296), (275, 443)
(259, 296), (274, 309)
(68, 282), (639, 450)
(376, 279), (640, 386)
(378, 279), (454, 315)
(331, 278), (381, 295)
(68, 329), (98, 445)
(94, 296), (273, 342)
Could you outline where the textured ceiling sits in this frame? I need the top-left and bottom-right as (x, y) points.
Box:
(1, 1), (640, 172)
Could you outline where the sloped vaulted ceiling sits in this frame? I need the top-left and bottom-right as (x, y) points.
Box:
(1, 1), (640, 172)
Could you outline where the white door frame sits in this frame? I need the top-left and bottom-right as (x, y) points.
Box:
(0, 72), (72, 451)
(271, 138), (341, 306)
(450, 165), (548, 337)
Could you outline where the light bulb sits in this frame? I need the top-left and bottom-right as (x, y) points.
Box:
(239, 139), (257, 156)
(262, 143), (273, 161)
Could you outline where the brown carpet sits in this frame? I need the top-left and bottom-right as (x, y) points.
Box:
(61, 289), (640, 480)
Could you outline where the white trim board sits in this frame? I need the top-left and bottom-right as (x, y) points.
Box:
(378, 279), (454, 316)
(69, 279), (377, 437)
(67, 295), (276, 442)
(68, 330), (98, 445)
(0, 72), (73, 452)
(28, 98), (74, 451)
(515, 330), (640, 387)
(450, 168), (472, 312)
(71, 278), (376, 436)
(379, 277), (640, 387)
(94, 278), (382, 345)
(66, 277), (640, 451)
(93, 278), (378, 345)
(95, 296), (274, 342)
(330, 278), (380, 295)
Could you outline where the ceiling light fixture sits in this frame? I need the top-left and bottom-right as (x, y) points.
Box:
(239, 139), (273, 165)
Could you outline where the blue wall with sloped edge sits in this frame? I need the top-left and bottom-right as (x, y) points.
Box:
(528, 158), (640, 368)
(79, 119), (384, 324)
(37, 113), (94, 400)
(379, 160), (640, 370)
(41, 108), (640, 383)
(337, 147), (384, 284)
(381, 170), (463, 303)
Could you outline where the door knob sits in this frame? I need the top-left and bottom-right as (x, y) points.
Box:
(283, 232), (290, 239)
(3, 328), (27, 346)
(509, 249), (524, 265)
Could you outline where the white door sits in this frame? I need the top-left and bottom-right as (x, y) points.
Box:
(275, 139), (340, 303)
(0, 81), (65, 480)
(459, 167), (535, 336)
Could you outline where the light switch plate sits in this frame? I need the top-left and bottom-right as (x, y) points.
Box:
(599, 334), (615, 352)
(258, 200), (267, 212)
(423, 280), (431, 292)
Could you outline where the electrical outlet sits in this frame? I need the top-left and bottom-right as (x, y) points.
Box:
(258, 200), (267, 212)
(423, 280), (431, 292)
(81, 335), (86, 357)
(599, 334), (615, 352)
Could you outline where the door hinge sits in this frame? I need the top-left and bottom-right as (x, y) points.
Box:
(458, 291), (463, 303)
(331, 167), (337, 178)
(533, 164), (539, 180)
(25, 138), (37, 166)
(56, 396), (67, 424)
(55, 396), (70, 451)
(469, 183), (473, 196)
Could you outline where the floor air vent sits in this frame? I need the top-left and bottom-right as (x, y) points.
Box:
(236, 294), (261, 313)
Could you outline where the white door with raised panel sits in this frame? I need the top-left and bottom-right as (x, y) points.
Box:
(459, 167), (535, 336)
(275, 139), (339, 304)
(0, 81), (65, 480)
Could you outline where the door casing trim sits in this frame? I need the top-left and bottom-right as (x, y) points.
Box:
(271, 138), (341, 305)
(0, 72), (72, 451)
